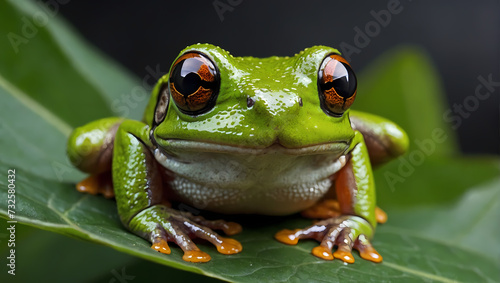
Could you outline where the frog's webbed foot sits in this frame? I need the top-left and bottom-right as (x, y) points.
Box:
(302, 199), (388, 224)
(275, 215), (382, 263)
(76, 172), (114, 199)
(129, 205), (242, 263)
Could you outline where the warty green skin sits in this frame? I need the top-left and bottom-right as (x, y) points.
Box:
(67, 43), (409, 260)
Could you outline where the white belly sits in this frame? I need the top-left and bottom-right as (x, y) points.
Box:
(154, 141), (348, 215)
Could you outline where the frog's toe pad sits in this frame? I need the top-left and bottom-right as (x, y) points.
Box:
(151, 237), (171, 254)
(312, 246), (333, 260)
(355, 235), (383, 263)
(274, 229), (301, 245)
(183, 250), (211, 263)
(359, 248), (382, 263)
(375, 207), (388, 224)
(333, 250), (355, 263)
(216, 238), (242, 255)
(276, 216), (382, 264)
(222, 222), (243, 236)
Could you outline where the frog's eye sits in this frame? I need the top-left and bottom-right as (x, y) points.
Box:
(169, 52), (220, 115)
(318, 54), (357, 116)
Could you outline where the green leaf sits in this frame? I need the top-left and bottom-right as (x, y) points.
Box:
(0, 221), (138, 283)
(1, 1), (499, 282)
(1, 162), (499, 282)
(356, 47), (459, 156)
(1, 0), (146, 126)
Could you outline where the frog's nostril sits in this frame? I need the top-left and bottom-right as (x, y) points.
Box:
(247, 96), (255, 108)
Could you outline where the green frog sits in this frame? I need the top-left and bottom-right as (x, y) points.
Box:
(67, 44), (408, 263)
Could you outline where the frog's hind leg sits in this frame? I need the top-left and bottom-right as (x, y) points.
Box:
(67, 117), (124, 198)
(76, 171), (114, 198)
(301, 199), (388, 224)
(276, 132), (383, 264)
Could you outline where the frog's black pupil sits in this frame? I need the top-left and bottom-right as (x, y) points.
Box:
(179, 72), (202, 94)
(320, 62), (357, 98)
(171, 58), (207, 95)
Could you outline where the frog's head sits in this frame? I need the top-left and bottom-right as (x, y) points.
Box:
(144, 44), (359, 214)
(145, 43), (357, 151)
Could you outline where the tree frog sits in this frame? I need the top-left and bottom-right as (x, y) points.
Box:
(67, 44), (408, 263)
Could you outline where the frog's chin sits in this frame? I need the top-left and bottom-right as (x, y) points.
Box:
(153, 140), (349, 215)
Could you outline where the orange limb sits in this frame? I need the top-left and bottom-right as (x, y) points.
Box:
(303, 199), (388, 224)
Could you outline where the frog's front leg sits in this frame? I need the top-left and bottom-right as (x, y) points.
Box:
(275, 131), (382, 264)
(113, 120), (242, 262)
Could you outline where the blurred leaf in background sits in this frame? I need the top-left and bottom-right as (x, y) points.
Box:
(1, 0), (499, 282)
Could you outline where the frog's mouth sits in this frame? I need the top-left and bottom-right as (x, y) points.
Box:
(155, 139), (349, 156)
(152, 140), (349, 215)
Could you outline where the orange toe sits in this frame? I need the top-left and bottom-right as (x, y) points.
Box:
(222, 222), (242, 236)
(359, 246), (383, 263)
(312, 246), (334, 260)
(216, 238), (242, 255)
(76, 176), (99, 195)
(76, 173), (114, 198)
(333, 250), (355, 264)
(151, 238), (171, 254)
(182, 250), (211, 263)
(274, 229), (300, 245)
(375, 207), (388, 224)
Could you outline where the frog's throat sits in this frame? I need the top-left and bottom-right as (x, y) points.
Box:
(153, 140), (349, 215)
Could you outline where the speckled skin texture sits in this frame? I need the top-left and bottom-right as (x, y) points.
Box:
(67, 44), (409, 263)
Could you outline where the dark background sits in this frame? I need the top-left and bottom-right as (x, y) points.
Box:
(57, 0), (499, 155)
